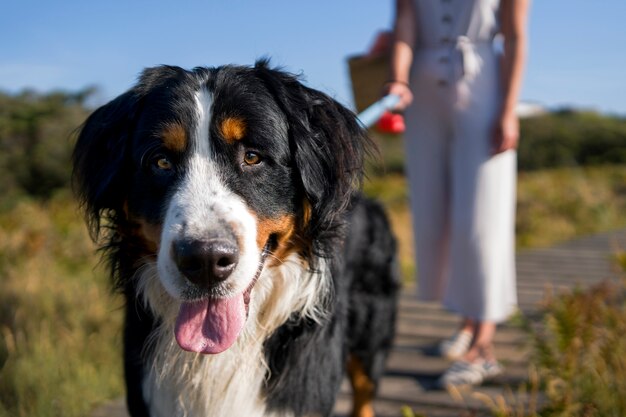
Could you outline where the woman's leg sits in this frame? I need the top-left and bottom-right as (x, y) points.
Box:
(438, 320), (502, 387)
(439, 317), (474, 360)
(463, 321), (496, 363)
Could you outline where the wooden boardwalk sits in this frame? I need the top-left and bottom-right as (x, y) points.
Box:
(94, 229), (626, 417)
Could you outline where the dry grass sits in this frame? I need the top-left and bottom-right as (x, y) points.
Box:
(525, 277), (626, 416)
(0, 191), (124, 417)
(516, 166), (626, 248)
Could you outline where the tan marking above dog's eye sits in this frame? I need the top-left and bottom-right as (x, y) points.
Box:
(243, 151), (261, 165)
(160, 122), (187, 152)
(220, 117), (247, 143)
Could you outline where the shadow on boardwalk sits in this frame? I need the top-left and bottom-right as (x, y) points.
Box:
(93, 229), (626, 417)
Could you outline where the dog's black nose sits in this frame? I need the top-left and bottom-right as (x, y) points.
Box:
(172, 238), (239, 288)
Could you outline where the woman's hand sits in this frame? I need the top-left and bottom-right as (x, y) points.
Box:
(491, 110), (519, 155)
(384, 80), (413, 111)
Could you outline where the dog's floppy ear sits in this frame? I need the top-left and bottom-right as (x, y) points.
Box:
(253, 60), (373, 245)
(72, 89), (139, 238)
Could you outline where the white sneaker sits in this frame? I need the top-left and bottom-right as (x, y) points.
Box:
(438, 359), (504, 387)
(438, 330), (473, 360)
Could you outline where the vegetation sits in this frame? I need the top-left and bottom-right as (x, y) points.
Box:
(0, 192), (123, 417)
(519, 109), (626, 171)
(527, 276), (626, 416)
(1, 88), (626, 416)
(0, 89), (124, 417)
(0, 88), (94, 202)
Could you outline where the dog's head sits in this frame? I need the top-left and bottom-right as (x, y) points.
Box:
(73, 61), (369, 354)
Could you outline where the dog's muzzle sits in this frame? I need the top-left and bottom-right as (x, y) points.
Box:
(173, 238), (270, 355)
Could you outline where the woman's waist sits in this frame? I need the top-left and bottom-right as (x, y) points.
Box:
(415, 37), (496, 57)
(413, 38), (497, 81)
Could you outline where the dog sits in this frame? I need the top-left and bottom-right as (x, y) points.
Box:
(73, 60), (399, 417)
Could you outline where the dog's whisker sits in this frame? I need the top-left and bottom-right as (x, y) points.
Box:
(265, 253), (284, 265)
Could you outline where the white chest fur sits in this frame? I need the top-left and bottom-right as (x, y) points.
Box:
(137, 254), (330, 417)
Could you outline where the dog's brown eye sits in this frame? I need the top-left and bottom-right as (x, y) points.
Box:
(243, 151), (261, 165)
(155, 156), (173, 171)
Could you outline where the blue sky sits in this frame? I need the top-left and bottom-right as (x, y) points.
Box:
(2, 0), (626, 115)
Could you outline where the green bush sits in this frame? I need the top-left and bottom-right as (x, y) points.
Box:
(518, 110), (626, 171)
(0, 89), (93, 200)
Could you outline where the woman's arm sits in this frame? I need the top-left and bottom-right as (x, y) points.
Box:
(386, 0), (417, 110)
(492, 0), (529, 154)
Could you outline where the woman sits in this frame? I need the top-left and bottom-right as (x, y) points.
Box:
(386, 0), (529, 386)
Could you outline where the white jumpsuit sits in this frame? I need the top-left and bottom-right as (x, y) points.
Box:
(405, 0), (517, 322)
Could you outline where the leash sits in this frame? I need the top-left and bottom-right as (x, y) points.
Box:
(356, 95), (400, 128)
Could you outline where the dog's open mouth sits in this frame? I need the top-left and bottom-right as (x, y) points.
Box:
(174, 243), (271, 354)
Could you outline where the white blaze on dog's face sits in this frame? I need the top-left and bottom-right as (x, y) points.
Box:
(156, 89), (264, 354)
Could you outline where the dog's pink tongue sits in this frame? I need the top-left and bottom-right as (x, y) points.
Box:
(175, 295), (246, 354)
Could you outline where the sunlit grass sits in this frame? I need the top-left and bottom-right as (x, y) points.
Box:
(518, 276), (626, 417)
(516, 166), (626, 248)
(0, 190), (124, 417)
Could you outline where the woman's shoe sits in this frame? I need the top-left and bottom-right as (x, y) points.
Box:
(438, 330), (473, 360)
(438, 359), (503, 387)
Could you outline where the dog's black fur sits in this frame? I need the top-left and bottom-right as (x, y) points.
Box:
(73, 60), (399, 417)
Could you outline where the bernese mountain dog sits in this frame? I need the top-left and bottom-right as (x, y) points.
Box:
(73, 60), (399, 417)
